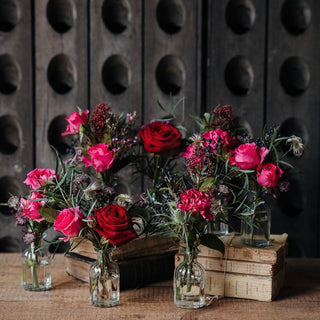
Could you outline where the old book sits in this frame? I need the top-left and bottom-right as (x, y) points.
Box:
(66, 251), (175, 289)
(175, 254), (284, 277)
(70, 234), (177, 261)
(197, 233), (288, 264)
(204, 264), (286, 301)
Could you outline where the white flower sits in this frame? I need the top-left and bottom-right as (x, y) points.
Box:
(286, 135), (304, 157)
(115, 194), (133, 208)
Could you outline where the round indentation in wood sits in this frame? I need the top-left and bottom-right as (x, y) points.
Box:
(102, 0), (131, 34)
(156, 0), (186, 34)
(0, 176), (22, 216)
(0, 115), (21, 154)
(277, 177), (305, 217)
(280, 117), (308, 155)
(48, 115), (74, 155)
(102, 55), (131, 94)
(225, 0), (256, 34)
(281, 0), (311, 35)
(156, 55), (185, 95)
(47, 54), (76, 94)
(280, 56), (310, 95)
(0, 54), (21, 94)
(225, 55), (254, 95)
(47, 0), (76, 33)
(0, 236), (21, 252)
(0, 0), (20, 32)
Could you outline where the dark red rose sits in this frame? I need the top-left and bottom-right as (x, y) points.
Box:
(138, 121), (181, 154)
(93, 204), (138, 246)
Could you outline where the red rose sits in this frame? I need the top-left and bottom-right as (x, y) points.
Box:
(93, 204), (138, 246)
(138, 121), (181, 154)
(257, 163), (283, 188)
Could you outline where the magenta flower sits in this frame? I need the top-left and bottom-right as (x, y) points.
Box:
(24, 168), (56, 190)
(82, 143), (115, 173)
(257, 163), (283, 188)
(61, 109), (89, 136)
(177, 188), (213, 222)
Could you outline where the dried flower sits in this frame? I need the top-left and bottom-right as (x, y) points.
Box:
(8, 196), (20, 209)
(15, 209), (29, 225)
(23, 232), (36, 245)
(286, 135), (304, 157)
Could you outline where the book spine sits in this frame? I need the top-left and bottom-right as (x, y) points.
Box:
(205, 264), (286, 301)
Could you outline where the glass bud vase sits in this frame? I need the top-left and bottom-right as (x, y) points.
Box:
(89, 249), (120, 307)
(174, 248), (205, 309)
(22, 236), (51, 291)
(240, 203), (271, 247)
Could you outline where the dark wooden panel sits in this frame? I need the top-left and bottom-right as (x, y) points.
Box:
(144, 0), (202, 134)
(0, 0), (33, 251)
(266, 0), (320, 257)
(206, 0), (267, 137)
(90, 0), (142, 115)
(35, 0), (88, 169)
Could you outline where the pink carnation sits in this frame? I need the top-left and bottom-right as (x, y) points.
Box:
(229, 143), (268, 170)
(54, 207), (85, 242)
(202, 129), (236, 153)
(177, 188), (213, 221)
(257, 163), (283, 188)
(24, 168), (56, 190)
(82, 143), (115, 173)
(61, 109), (89, 136)
(20, 194), (45, 222)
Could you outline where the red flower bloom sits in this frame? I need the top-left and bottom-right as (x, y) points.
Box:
(93, 204), (138, 246)
(257, 163), (283, 188)
(90, 102), (111, 139)
(138, 121), (181, 154)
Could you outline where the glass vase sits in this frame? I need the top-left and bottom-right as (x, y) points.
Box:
(89, 249), (120, 307)
(240, 203), (271, 247)
(21, 235), (51, 291)
(174, 248), (205, 309)
(208, 215), (229, 236)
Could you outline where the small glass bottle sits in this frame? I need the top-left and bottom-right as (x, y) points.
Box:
(89, 249), (120, 307)
(240, 203), (271, 247)
(174, 248), (205, 309)
(22, 235), (51, 291)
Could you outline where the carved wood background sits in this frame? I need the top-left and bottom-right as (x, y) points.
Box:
(0, 0), (318, 257)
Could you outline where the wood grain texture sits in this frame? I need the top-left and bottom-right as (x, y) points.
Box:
(0, 254), (319, 320)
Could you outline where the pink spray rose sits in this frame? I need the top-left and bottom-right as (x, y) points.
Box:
(229, 143), (268, 170)
(82, 143), (115, 173)
(61, 109), (89, 136)
(20, 192), (45, 222)
(24, 168), (57, 190)
(257, 163), (283, 188)
(177, 188), (213, 221)
(54, 207), (85, 242)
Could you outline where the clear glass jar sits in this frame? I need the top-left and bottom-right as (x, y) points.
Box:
(89, 249), (120, 307)
(21, 236), (51, 291)
(174, 248), (205, 309)
(240, 203), (271, 247)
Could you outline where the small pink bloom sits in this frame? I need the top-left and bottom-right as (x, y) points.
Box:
(257, 163), (283, 188)
(24, 168), (56, 190)
(61, 109), (89, 136)
(229, 143), (268, 170)
(54, 207), (85, 241)
(177, 188), (213, 221)
(20, 197), (44, 222)
(82, 143), (115, 173)
(202, 129), (236, 153)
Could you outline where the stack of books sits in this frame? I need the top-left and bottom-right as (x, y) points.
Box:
(65, 234), (177, 289)
(175, 233), (288, 301)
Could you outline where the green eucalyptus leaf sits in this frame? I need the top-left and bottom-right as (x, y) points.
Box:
(199, 178), (215, 191)
(38, 207), (59, 223)
(200, 233), (225, 256)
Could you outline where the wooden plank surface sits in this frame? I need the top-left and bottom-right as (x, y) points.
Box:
(0, 254), (319, 320)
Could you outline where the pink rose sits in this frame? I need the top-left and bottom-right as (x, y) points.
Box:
(20, 192), (45, 222)
(177, 188), (213, 221)
(61, 109), (89, 136)
(54, 207), (85, 242)
(229, 143), (268, 170)
(24, 168), (56, 190)
(202, 129), (236, 153)
(82, 143), (115, 173)
(257, 163), (283, 188)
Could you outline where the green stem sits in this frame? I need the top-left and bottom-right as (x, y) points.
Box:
(30, 242), (39, 289)
(152, 155), (160, 190)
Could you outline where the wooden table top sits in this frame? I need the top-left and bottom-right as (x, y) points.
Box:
(0, 253), (319, 320)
